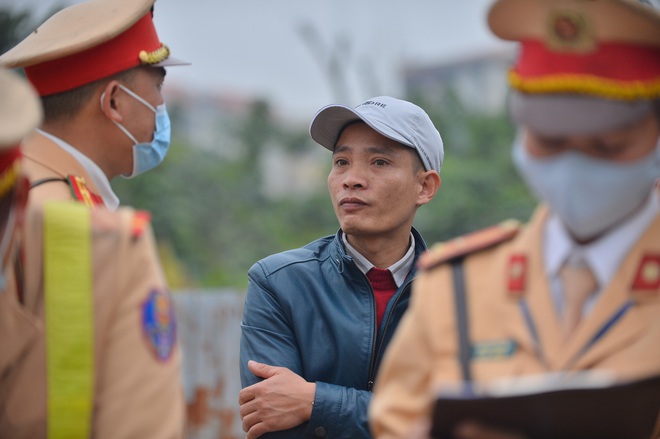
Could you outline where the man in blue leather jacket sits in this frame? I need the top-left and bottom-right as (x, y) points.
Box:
(239, 96), (444, 438)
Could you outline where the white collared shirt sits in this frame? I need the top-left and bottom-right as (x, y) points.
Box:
(342, 232), (416, 287)
(37, 129), (119, 210)
(544, 190), (659, 317)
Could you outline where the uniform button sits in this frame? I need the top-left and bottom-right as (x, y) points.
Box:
(314, 426), (327, 437)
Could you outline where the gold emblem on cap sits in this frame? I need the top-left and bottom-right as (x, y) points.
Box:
(139, 43), (170, 65)
(546, 10), (595, 53)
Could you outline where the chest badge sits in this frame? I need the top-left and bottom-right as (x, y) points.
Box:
(471, 339), (517, 361)
(631, 254), (660, 295)
(507, 254), (527, 298)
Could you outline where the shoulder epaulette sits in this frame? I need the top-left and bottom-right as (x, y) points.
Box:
(66, 175), (104, 207)
(131, 210), (152, 240)
(418, 219), (522, 271)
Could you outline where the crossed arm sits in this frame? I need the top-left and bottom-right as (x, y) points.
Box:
(239, 360), (315, 439)
(238, 264), (373, 438)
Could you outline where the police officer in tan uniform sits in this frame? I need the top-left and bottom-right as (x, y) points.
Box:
(0, 0), (187, 210)
(0, 69), (43, 398)
(370, 1), (660, 438)
(0, 70), (185, 437)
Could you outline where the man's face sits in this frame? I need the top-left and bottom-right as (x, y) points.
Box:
(327, 122), (430, 242)
(516, 110), (659, 242)
(118, 66), (166, 145)
(109, 66), (166, 177)
(523, 111), (659, 161)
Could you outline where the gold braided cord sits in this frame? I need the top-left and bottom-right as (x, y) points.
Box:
(508, 70), (660, 101)
(139, 44), (170, 65)
(0, 161), (20, 199)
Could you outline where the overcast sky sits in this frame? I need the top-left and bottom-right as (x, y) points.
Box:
(2, 0), (511, 121)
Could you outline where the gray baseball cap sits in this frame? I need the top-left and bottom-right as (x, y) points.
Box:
(309, 96), (444, 173)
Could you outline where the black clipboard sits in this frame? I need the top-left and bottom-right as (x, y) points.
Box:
(430, 373), (660, 439)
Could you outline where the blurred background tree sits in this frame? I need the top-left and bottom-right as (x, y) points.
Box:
(412, 90), (535, 246)
(113, 99), (341, 289)
(0, 4), (65, 55)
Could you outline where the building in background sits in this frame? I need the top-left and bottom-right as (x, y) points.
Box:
(403, 47), (516, 115)
(164, 85), (329, 200)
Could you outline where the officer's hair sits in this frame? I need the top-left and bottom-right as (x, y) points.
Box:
(41, 67), (140, 123)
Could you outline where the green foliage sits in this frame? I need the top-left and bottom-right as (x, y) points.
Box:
(0, 9), (31, 54)
(113, 102), (339, 290)
(0, 5), (66, 55)
(114, 146), (339, 288)
(412, 92), (536, 246)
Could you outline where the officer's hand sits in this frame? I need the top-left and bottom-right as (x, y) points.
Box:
(452, 420), (527, 439)
(238, 360), (316, 439)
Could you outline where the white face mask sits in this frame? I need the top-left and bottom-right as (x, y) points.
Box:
(101, 84), (171, 178)
(512, 134), (660, 241)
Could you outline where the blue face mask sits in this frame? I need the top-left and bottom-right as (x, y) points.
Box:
(512, 134), (660, 241)
(103, 84), (171, 178)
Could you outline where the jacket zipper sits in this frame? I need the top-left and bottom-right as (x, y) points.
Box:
(367, 277), (413, 391)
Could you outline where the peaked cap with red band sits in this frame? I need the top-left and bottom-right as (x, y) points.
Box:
(488, 0), (660, 101)
(0, 0), (187, 97)
(0, 69), (42, 146)
(0, 69), (42, 197)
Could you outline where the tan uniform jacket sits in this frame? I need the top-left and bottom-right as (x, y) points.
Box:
(22, 131), (105, 209)
(0, 204), (185, 438)
(370, 205), (660, 438)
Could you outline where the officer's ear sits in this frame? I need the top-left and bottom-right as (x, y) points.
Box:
(99, 80), (124, 123)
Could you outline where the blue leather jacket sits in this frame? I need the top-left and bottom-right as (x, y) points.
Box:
(240, 228), (428, 438)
